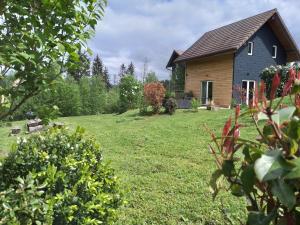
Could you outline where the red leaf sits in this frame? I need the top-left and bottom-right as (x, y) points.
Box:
(222, 116), (232, 138)
(270, 73), (281, 100)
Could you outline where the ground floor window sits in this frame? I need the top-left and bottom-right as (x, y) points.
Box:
(242, 80), (255, 105)
(201, 81), (213, 105)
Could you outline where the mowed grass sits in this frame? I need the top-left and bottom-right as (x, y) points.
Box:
(0, 109), (258, 224)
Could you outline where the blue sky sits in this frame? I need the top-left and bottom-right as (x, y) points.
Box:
(88, 0), (300, 81)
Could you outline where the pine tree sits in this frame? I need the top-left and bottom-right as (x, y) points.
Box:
(67, 51), (90, 81)
(126, 62), (135, 76)
(118, 64), (126, 78)
(92, 54), (103, 77)
(103, 67), (111, 89)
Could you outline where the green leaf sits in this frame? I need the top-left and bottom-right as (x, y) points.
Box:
(271, 179), (296, 210)
(285, 158), (300, 180)
(258, 107), (296, 125)
(231, 184), (243, 197)
(254, 150), (293, 182)
(222, 160), (234, 177)
(241, 165), (255, 194)
(247, 211), (276, 225)
(209, 170), (223, 199)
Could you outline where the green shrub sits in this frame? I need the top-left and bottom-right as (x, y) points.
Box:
(191, 98), (199, 112)
(163, 97), (177, 115)
(119, 75), (141, 113)
(104, 87), (120, 114)
(0, 127), (124, 224)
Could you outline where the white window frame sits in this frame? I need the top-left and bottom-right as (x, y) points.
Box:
(201, 81), (213, 105)
(272, 45), (277, 59)
(242, 80), (255, 105)
(248, 42), (253, 55)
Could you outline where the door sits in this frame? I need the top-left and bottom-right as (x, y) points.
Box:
(242, 80), (255, 105)
(201, 81), (213, 105)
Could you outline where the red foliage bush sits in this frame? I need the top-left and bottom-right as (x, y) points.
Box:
(144, 82), (166, 114)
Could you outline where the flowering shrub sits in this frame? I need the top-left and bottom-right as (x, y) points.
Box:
(144, 82), (166, 114)
(0, 127), (124, 224)
(260, 63), (300, 99)
(209, 67), (300, 224)
(119, 75), (141, 113)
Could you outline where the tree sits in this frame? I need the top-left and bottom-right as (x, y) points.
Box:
(145, 71), (159, 83)
(103, 67), (111, 89)
(92, 54), (104, 77)
(0, 0), (107, 120)
(67, 51), (91, 81)
(126, 62), (135, 76)
(118, 64), (126, 79)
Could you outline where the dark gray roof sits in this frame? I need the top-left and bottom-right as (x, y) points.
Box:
(175, 9), (280, 62)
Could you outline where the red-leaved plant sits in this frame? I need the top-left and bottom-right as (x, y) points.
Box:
(208, 65), (300, 224)
(144, 82), (166, 114)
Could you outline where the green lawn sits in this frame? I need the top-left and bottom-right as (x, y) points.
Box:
(0, 109), (257, 224)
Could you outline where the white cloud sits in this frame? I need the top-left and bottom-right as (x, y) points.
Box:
(88, 0), (300, 81)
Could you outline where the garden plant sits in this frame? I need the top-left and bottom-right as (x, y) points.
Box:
(209, 66), (300, 224)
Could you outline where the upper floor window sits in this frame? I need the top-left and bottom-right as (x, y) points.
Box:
(272, 45), (277, 59)
(248, 42), (253, 55)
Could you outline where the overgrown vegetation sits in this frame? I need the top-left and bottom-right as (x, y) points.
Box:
(209, 66), (300, 224)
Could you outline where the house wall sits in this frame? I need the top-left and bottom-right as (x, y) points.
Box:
(185, 53), (234, 107)
(233, 23), (287, 87)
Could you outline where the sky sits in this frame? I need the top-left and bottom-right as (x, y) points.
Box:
(88, 0), (300, 82)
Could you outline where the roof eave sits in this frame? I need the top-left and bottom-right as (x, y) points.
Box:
(174, 48), (236, 64)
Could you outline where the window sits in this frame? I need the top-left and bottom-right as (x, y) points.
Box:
(248, 42), (253, 55)
(272, 45), (277, 58)
(201, 81), (213, 105)
(242, 80), (255, 105)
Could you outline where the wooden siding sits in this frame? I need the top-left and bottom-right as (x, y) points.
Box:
(185, 53), (234, 107)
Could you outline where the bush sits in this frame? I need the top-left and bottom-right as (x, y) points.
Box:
(104, 87), (120, 114)
(119, 75), (141, 113)
(208, 67), (300, 224)
(191, 98), (199, 112)
(260, 62), (300, 99)
(163, 97), (177, 115)
(144, 82), (166, 114)
(0, 127), (123, 224)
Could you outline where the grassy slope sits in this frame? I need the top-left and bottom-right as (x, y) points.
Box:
(0, 109), (257, 224)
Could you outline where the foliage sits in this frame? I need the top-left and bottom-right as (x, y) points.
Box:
(163, 97), (177, 115)
(89, 76), (106, 114)
(67, 51), (91, 81)
(0, 0), (107, 120)
(144, 82), (166, 114)
(118, 64), (127, 79)
(118, 75), (141, 113)
(92, 54), (104, 77)
(104, 87), (120, 114)
(191, 98), (199, 112)
(92, 54), (110, 89)
(126, 62), (135, 77)
(0, 127), (123, 224)
(145, 71), (158, 84)
(260, 63), (300, 99)
(209, 66), (300, 224)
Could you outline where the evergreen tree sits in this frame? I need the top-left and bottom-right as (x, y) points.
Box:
(118, 64), (126, 78)
(67, 51), (91, 81)
(103, 67), (111, 89)
(126, 62), (135, 76)
(92, 54), (103, 77)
